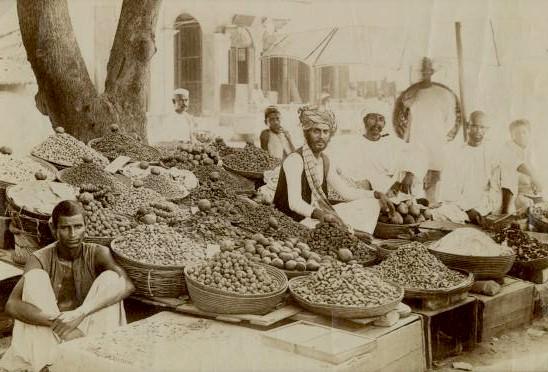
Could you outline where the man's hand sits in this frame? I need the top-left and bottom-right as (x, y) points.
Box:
(466, 209), (484, 226)
(388, 182), (400, 198)
(52, 309), (86, 340)
(322, 212), (344, 227)
(399, 172), (415, 194)
(374, 191), (395, 215)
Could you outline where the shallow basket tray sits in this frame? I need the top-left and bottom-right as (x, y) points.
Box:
(89, 137), (161, 162)
(512, 256), (548, 272)
(111, 238), (188, 298)
(373, 221), (421, 239)
(184, 264), (288, 315)
(288, 276), (404, 319)
(30, 152), (73, 169)
(401, 270), (475, 299)
(282, 269), (313, 279)
(222, 163), (265, 180)
(426, 242), (515, 280)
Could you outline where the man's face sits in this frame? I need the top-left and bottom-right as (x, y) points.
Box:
(421, 67), (434, 81)
(173, 94), (189, 113)
(511, 126), (530, 148)
(364, 115), (385, 141)
(54, 214), (86, 251)
(305, 126), (331, 153)
(266, 112), (282, 134)
(467, 115), (488, 145)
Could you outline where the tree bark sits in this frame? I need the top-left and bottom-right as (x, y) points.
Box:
(17, 0), (161, 144)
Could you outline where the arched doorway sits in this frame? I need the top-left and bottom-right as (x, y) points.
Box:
(174, 13), (202, 115)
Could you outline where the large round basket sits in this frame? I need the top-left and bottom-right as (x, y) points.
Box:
(288, 276), (404, 319)
(111, 238), (188, 298)
(373, 222), (420, 239)
(184, 264), (288, 315)
(374, 239), (411, 260)
(89, 137), (161, 162)
(222, 163), (265, 180)
(401, 270), (474, 299)
(427, 244), (515, 280)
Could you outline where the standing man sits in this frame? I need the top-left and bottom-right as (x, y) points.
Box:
(439, 111), (501, 225)
(499, 119), (543, 214)
(273, 106), (393, 231)
(0, 201), (134, 372)
(259, 106), (295, 160)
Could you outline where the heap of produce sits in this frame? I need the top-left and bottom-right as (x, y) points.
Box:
(376, 242), (468, 290)
(212, 137), (241, 157)
(186, 251), (282, 294)
(0, 155), (57, 184)
(378, 200), (433, 225)
(7, 181), (77, 215)
(80, 194), (136, 238)
(79, 184), (117, 207)
(493, 223), (548, 261)
(307, 223), (376, 265)
(179, 212), (249, 243)
(31, 127), (109, 167)
(114, 224), (206, 266)
(60, 156), (125, 189)
(291, 261), (402, 307)
(160, 143), (219, 170)
(232, 233), (322, 272)
(90, 125), (160, 162)
(222, 143), (280, 174)
(192, 166), (255, 195)
(431, 228), (514, 257)
(136, 200), (189, 225)
(121, 161), (198, 191)
(141, 169), (188, 200)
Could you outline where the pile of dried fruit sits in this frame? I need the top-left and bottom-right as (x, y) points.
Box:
(32, 127), (109, 167)
(291, 261), (401, 307)
(186, 251), (282, 294)
(160, 143), (219, 170)
(233, 233), (322, 272)
(90, 125), (160, 162)
(79, 184), (117, 207)
(222, 143), (280, 173)
(177, 212), (249, 244)
(80, 196), (136, 238)
(378, 200), (433, 225)
(211, 137), (241, 157)
(375, 242), (468, 290)
(142, 170), (187, 200)
(121, 162), (198, 191)
(493, 223), (548, 261)
(0, 155), (57, 184)
(192, 166), (255, 195)
(60, 157), (125, 189)
(91, 181), (165, 216)
(136, 201), (189, 225)
(307, 223), (376, 264)
(114, 224), (206, 266)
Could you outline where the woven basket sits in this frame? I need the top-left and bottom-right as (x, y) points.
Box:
(184, 264), (288, 315)
(222, 163), (265, 180)
(11, 226), (40, 266)
(89, 137), (161, 162)
(30, 153), (72, 170)
(529, 203), (548, 233)
(402, 270), (475, 299)
(84, 236), (114, 247)
(282, 269), (313, 279)
(111, 239), (188, 298)
(513, 256), (548, 272)
(289, 276), (404, 318)
(375, 239), (410, 260)
(374, 222), (420, 239)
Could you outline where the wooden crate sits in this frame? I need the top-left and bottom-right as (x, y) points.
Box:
(472, 277), (534, 342)
(404, 292), (469, 311)
(412, 297), (478, 369)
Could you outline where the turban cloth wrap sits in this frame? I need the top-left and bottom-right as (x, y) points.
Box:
(298, 106), (337, 134)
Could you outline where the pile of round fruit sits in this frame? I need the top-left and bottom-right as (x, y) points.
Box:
(60, 156), (123, 189)
(493, 223), (548, 261)
(94, 180), (165, 216)
(192, 166), (255, 195)
(222, 143), (280, 174)
(90, 125), (160, 162)
(113, 224), (206, 267)
(121, 161), (198, 191)
(32, 127), (109, 167)
(0, 154), (57, 184)
(378, 200), (433, 225)
(232, 233), (322, 272)
(375, 242), (468, 290)
(142, 170), (188, 200)
(160, 143), (219, 170)
(291, 261), (402, 307)
(83, 206), (136, 238)
(136, 201), (189, 225)
(186, 251), (282, 295)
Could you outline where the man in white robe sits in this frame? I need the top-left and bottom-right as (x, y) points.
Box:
(148, 88), (195, 144)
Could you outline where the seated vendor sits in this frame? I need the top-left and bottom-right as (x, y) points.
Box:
(0, 200), (135, 372)
(439, 111), (502, 225)
(273, 105), (393, 227)
(499, 119), (543, 214)
(259, 106), (295, 160)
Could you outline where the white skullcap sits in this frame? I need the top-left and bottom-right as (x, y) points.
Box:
(360, 99), (388, 118)
(173, 88), (189, 97)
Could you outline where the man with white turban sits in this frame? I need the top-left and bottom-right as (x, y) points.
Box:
(148, 88), (195, 144)
(273, 106), (394, 233)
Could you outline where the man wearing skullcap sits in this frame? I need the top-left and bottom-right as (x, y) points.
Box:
(259, 106), (295, 160)
(273, 105), (394, 231)
(147, 88), (196, 144)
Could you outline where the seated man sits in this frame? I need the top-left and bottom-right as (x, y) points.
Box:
(499, 119), (543, 214)
(439, 111), (501, 225)
(259, 106), (295, 160)
(273, 105), (393, 231)
(149, 88), (195, 144)
(0, 201), (135, 372)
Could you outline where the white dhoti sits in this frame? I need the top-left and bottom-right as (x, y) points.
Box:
(0, 270), (127, 372)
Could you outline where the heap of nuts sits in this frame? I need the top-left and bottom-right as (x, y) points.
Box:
(493, 223), (548, 261)
(121, 161), (198, 191)
(291, 261), (402, 307)
(136, 200), (189, 225)
(106, 181), (165, 216)
(60, 156), (122, 188)
(211, 137), (242, 157)
(160, 142), (219, 170)
(84, 207), (136, 238)
(375, 242), (467, 290)
(192, 166), (255, 195)
(177, 212), (250, 244)
(186, 251), (282, 295)
(142, 168), (187, 200)
(0, 155), (57, 184)
(233, 233), (322, 272)
(32, 127), (109, 167)
(114, 224), (206, 266)
(90, 125), (160, 162)
(222, 143), (280, 173)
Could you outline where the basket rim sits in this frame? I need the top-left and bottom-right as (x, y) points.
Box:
(30, 151), (74, 168)
(398, 269), (475, 296)
(184, 263), (288, 299)
(288, 275), (404, 313)
(6, 182), (70, 218)
(425, 240), (516, 260)
(376, 221), (421, 228)
(0, 156), (59, 185)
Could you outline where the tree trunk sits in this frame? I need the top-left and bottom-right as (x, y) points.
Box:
(17, 0), (161, 144)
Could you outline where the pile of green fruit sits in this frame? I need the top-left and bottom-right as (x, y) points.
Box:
(160, 143), (219, 170)
(378, 200), (433, 225)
